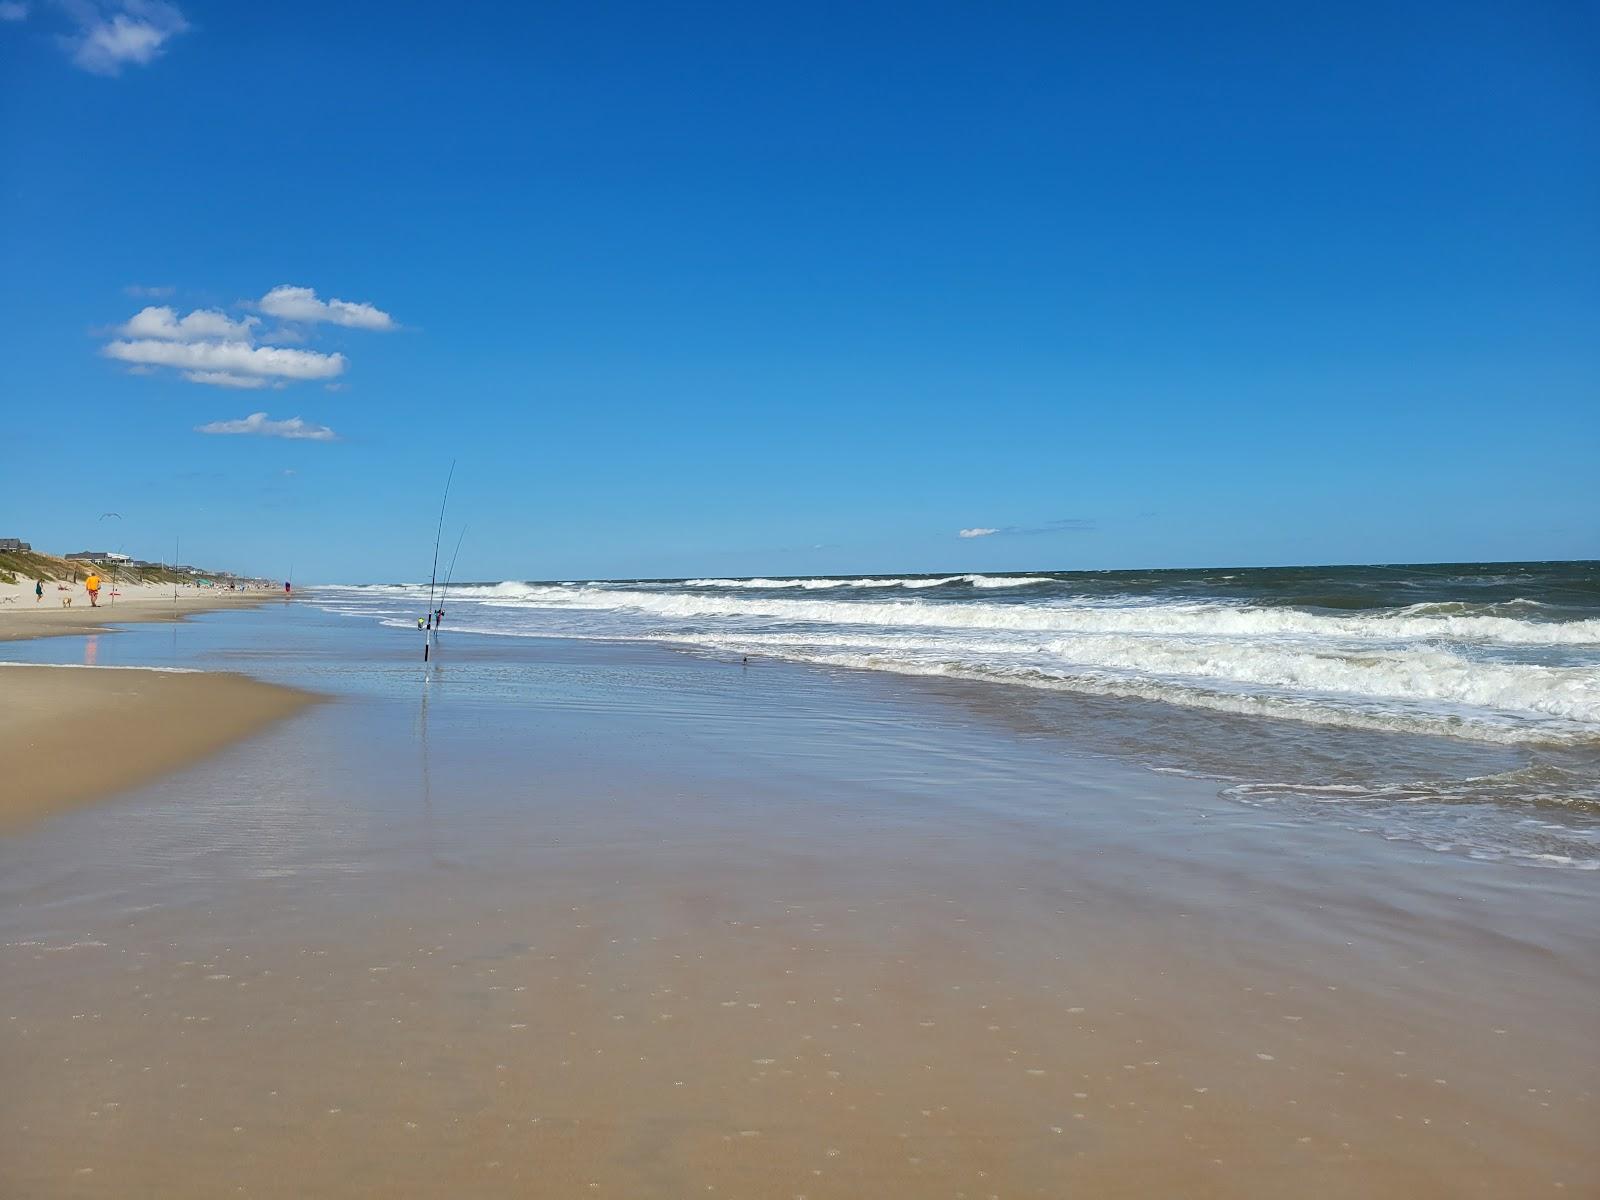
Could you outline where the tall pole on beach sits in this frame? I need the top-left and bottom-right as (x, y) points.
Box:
(98, 511), (122, 607)
(424, 461), (455, 664)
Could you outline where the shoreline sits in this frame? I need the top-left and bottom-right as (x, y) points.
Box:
(0, 593), (311, 829)
(0, 663), (315, 831)
(0, 589), (280, 642)
(1, 603), (1595, 1196)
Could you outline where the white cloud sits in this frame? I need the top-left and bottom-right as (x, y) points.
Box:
(123, 283), (175, 298)
(196, 412), (338, 441)
(122, 305), (259, 342)
(63, 1), (189, 76)
(259, 284), (395, 331)
(105, 338), (346, 382)
(183, 370), (266, 389)
(101, 282), (394, 389)
(958, 519), (1095, 539)
(0, 3), (29, 22)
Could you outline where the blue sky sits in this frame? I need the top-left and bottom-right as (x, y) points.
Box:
(2, 1), (1595, 582)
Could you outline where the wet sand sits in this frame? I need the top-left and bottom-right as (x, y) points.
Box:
(0, 664), (314, 831)
(1, 605), (1595, 1197)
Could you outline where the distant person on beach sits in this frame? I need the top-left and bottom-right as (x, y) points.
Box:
(84, 573), (101, 607)
(285, 580), (292, 595)
(35, 580), (43, 603)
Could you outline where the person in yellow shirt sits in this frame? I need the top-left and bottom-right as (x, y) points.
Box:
(84, 573), (101, 608)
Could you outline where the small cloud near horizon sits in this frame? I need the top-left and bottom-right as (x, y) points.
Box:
(61, 1), (190, 76)
(958, 518), (1095, 538)
(196, 412), (338, 441)
(123, 283), (175, 298)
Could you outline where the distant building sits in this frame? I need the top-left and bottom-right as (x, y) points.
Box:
(0, 538), (30, 552)
(65, 551), (109, 561)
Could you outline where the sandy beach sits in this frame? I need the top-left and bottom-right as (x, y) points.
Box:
(6, 0), (1592, 1191)
(0, 581), (275, 642)
(0, 664), (312, 831)
(0, 584), (311, 830)
(1, 601), (1594, 1197)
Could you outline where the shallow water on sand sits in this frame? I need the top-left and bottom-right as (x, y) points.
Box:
(1, 603), (1596, 1197)
(319, 565), (1600, 871)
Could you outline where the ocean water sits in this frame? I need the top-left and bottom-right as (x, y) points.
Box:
(313, 561), (1600, 869)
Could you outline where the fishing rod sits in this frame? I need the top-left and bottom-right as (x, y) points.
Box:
(99, 512), (123, 608)
(439, 524), (468, 610)
(423, 461), (456, 664)
(420, 525), (469, 648)
(109, 539), (125, 606)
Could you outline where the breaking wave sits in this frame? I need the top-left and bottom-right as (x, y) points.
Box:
(461, 584), (1600, 646)
(309, 562), (1600, 868)
(680, 574), (1054, 590)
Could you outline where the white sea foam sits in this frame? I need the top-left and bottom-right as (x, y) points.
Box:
(308, 569), (1600, 867)
(308, 573), (1600, 746)
(595, 630), (1595, 745)
(0, 661), (201, 674)
(467, 585), (1600, 646)
(969, 575), (1054, 588)
(680, 574), (1050, 590)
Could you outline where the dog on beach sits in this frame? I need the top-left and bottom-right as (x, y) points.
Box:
(62, 595), (72, 607)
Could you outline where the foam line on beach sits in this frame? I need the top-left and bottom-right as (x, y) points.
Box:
(0, 661), (201, 673)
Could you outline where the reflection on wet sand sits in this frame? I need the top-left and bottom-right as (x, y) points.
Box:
(1, 605), (1595, 1197)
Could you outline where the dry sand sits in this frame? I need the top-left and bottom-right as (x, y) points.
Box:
(0, 664), (313, 830)
(0, 582), (276, 641)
